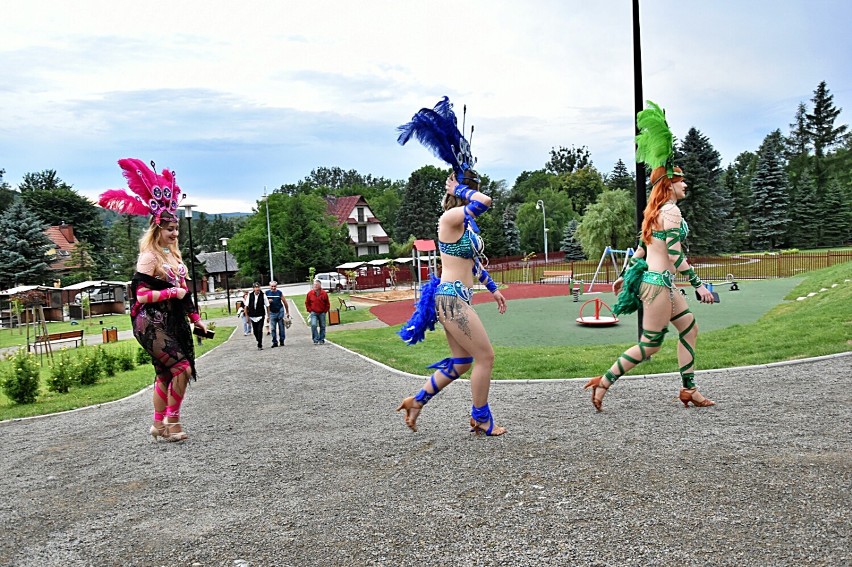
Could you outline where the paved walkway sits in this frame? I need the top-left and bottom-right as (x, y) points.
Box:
(0, 306), (849, 566)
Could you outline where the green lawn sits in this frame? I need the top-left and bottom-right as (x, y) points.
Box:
(330, 263), (852, 379)
(0, 327), (235, 421)
(292, 293), (376, 325)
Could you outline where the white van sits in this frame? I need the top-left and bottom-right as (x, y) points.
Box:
(314, 272), (348, 292)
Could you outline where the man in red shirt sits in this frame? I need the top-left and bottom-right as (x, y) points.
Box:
(304, 279), (331, 345)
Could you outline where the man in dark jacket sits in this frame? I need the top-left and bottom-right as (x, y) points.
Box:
(245, 283), (269, 350)
(304, 279), (330, 345)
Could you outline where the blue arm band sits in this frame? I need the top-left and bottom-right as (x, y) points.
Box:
(465, 200), (490, 218)
(475, 266), (498, 293)
(453, 184), (477, 201)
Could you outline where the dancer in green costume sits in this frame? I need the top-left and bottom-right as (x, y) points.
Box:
(584, 102), (717, 411)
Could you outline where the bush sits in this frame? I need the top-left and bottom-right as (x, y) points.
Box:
(2, 349), (41, 404)
(137, 348), (152, 365)
(116, 347), (136, 372)
(97, 347), (119, 378)
(77, 350), (102, 386)
(48, 348), (74, 394)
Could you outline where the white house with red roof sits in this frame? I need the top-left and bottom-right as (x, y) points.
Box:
(325, 195), (390, 257)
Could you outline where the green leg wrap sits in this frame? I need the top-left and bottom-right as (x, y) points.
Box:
(606, 328), (668, 383)
(674, 308), (697, 388)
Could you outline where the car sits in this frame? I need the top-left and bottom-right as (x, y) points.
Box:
(314, 272), (348, 292)
(74, 287), (115, 304)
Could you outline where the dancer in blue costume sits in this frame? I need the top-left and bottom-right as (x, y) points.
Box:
(395, 97), (508, 436)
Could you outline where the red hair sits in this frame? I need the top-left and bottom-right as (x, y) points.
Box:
(641, 166), (683, 244)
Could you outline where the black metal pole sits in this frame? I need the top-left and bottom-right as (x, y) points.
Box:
(633, 0), (646, 342)
(186, 217), (199, 311)
(224, 248), (231, 314)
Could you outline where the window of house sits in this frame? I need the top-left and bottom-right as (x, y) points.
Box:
(357, 226), (367, 243)
(368, 246), (379, 255)
(357, 207), (365, 223)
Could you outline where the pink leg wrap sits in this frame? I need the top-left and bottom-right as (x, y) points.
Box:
(165, 382), (185, 418)
(154, 380), (168, 402)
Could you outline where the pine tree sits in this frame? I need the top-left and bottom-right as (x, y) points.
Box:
(0, 201), (55, 289)
(721, 151), (757, 250)
(607, 159), (634, 193)
(806, 81), (848, 198)
(394, 166), (446, 242)
(503, 205), (520, 256)
(786, 168), (819, 249)
(819, 180), (851, 246)
(560, 219), (585, 260)
(675, 128), (729, 254)
(749, 131), (789, 250)
(0, 168), (16, 215)
(806, 81), (848, 159)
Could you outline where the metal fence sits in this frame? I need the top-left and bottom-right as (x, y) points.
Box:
(488, 250), (852, 286)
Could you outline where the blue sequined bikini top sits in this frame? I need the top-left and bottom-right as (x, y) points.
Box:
(439, 222), (484, 259)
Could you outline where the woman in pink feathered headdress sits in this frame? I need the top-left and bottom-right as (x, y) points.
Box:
(100, 159), (209, 442)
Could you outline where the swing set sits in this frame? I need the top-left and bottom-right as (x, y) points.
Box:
(586, 246), (635, 293)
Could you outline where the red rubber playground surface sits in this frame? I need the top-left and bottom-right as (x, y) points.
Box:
(369, 282), (614, 326)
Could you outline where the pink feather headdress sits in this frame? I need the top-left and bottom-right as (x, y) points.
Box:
(98, 158), (183, 224)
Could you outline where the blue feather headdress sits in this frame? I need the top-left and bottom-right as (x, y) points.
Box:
(397, 96), (478, 182)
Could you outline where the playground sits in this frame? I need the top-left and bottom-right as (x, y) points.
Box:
(369, 277), (799, 347)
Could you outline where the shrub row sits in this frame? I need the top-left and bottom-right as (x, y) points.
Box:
(1, 345), (139, 404)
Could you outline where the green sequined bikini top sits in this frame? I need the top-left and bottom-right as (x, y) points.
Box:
(651, 218), (689, 242)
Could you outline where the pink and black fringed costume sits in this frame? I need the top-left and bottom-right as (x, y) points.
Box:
(99, 158), (202, 429)
(130, 267), (200, 386)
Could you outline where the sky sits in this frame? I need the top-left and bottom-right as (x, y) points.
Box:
(1, 0), (850, 215)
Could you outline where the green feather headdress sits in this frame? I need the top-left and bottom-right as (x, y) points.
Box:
(635, 100), (680, 182)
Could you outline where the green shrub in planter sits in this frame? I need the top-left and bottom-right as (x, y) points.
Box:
(2, 348), (40, 404)
(48, 348), (74, 394)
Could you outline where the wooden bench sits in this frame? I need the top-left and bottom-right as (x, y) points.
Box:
(31, 329), (85, 352)
(540, 270), (574, 284)
(338, 298), (357, 311)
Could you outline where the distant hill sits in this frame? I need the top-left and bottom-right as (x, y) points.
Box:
(216, 212), (252, 218)
(99, 208), (251, 226)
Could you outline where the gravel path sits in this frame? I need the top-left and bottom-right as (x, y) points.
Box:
(1, 313), (849, 567)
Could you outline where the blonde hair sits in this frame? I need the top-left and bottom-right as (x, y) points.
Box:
(138, 220), (185, 278)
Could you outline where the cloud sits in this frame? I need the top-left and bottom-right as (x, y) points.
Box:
(1, 0), (850, 213)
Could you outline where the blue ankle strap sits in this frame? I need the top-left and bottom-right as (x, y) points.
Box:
(415, 357), (474, 405)
(427, 356), (474, 380)
(471, 403), (494, 435)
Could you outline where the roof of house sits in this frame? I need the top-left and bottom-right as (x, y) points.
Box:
(197, 251), (239, 274)
(326, 195), (371, 225)
(44, 225), (79, 271)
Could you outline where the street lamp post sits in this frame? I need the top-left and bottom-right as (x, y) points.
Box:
(536, 199), (549, 263)
(220, 237), (231, 314)
(263, 187), (274, 282)
(182, 203), (199, 310)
